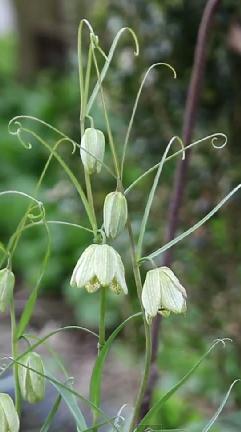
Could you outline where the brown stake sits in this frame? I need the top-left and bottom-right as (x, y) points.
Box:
(140, 0), (222, 419)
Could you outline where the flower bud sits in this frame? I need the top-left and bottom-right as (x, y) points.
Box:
(18, 352), (45, 404)
(0, 393), (19, 432)
(80, 128), (105, 175)
(0, 268), (15, 312)
(103, 192), (128, 238)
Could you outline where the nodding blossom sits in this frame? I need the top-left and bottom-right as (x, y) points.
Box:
(142, 267), (187, 323)
(71, 244), (128, 295)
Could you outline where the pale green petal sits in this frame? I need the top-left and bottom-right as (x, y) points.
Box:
(18, 355), (28, 400)
(160, 273), (186, 313)
(28, 353), (45, 403)
(115, 253), (128, 294)
(103, 192), (127, 238)
(80, 128), (105, 174)
(0, 269), (15, 312)
(142, 269), (161, 319)
(0, 394), (19, 432)
(71, 244), (96, 288)
(80, 128), (98, 174)
(160, 267), (187, 298)
(96, 130), (105, 173)
(94, 244), (115, 286)
(0, 404), (8, 431)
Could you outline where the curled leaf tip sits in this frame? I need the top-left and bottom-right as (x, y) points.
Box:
(211, 132), (227, 149)
(121, 27), (139, 56)
(79, 18), (95, 36)
(214, 337), (233, 348)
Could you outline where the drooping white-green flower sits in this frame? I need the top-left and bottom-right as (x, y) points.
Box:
(70, 244), (128, 295)
(0, 393), (19, 432)
(18, 352), (45, 404)
(80, 127), (105, 175)
(0, 268), (15, 313)
(103, 191), (128, 238)
(142, 267), (187, 323)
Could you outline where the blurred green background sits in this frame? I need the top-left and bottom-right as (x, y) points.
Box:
(1, 0), (241, 430)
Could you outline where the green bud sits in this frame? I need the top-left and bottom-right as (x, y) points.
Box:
(80, 128), (105, 175)
(0, 268), (15, 313)
(0, 393), (20, 432)
(18, 352), (45, 404)
(103, 192), (128, 238)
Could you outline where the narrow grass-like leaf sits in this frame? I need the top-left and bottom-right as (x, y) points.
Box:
(138, 338), (232, 427)
(0, 326), (98, 381)
(9, 115), (73, 143)
(125, 132), (227, 195)
(121, 63), (177, 178)
(202, 379), (240, 432)
(9, 125), (94, 226)
(82, 417), (117, 432)
(87, 27), (139, 114)
(40, 394), (62, 432)
(89, 313), (142, 409)
(48, 371), (87, 431)
(17, 220), (51, 338)
(10, 359), (118, 431)
(137, 136), (184, 258)
(146, 184), (241, 261)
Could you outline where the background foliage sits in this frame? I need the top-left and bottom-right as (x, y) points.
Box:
(1, 0), (241, 430)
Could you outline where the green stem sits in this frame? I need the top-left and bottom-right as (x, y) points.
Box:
(98, 287), (106, 353)
(10, 301), (21, 414)
(129, 324), (152, 430)
(125, 216), (152, 431)
(83, 44), (93, 115)
(93, 287), (106, 431)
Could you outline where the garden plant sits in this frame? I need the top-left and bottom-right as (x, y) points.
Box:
(0, 18), (240, 432)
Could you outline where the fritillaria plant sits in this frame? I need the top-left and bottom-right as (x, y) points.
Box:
(0, 19), (240, 432)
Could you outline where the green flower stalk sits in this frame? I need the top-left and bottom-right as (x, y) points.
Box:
(142, 267), (187, 323)
(80, 127), (105, 175)
(103, 191), (128, 238)
(0, 268), (15, 313)
(0, 393), (19, 432)
(18, 352), (45, 404)
(70, 244), (128, 294)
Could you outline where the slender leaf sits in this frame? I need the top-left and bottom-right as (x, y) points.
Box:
(87, 27), (139, 114)
(137, 136), (183, 257)
(17, 221), (51, 338)
(40, 395), (62, 432)
(48, 371), (87, 431)
(202, 379), (240, 432)
(147, 184), (241, 261)
(138, 338), (232, 427)
(125, 132), (227, 195)
(89, 313), (142, 409)
(11, 359), (118, 431)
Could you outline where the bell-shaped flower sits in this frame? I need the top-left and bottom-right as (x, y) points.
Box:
(0, 393), (19, 432)
(70, 244), (128, 295)
(142, 266), (187, 323)
(80, 127), (105, 175)
(18, 352), (45, 404)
